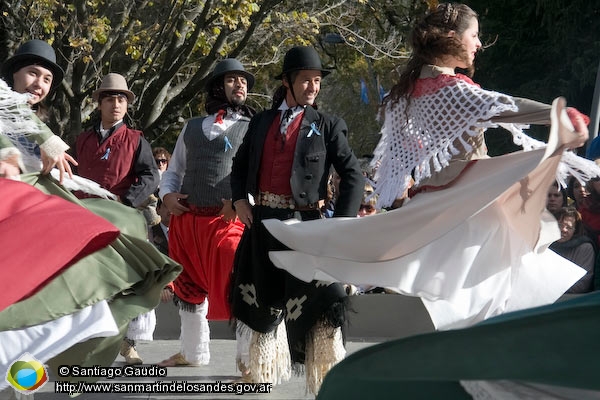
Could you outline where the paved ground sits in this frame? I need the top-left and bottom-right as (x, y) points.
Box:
(3, 294), (432, 400)
(17, 339), (377, 400)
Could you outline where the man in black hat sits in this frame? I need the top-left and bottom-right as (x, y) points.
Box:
(230, 46), (363, 393)
(2, 39), (64, 103)
(1, 39), (75, 182)
(158, 59), (255, 369)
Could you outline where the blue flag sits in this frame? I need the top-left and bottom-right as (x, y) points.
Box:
(360, 79), (369, 104)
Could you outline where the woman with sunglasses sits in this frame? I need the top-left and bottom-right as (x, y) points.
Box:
(357, 182), (377, 217)
(153, 147), (171, 179)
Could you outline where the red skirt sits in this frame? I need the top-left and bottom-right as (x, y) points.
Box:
(0, 178), (120, 311)
(169, 212), (244, 320)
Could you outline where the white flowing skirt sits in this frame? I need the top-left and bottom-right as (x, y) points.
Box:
(0, 300), (119, 390)
(264, 102), (585, 330)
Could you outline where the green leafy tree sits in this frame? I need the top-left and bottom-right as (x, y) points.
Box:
(1, 0), (415, 153)
(4, 0), (596, 159)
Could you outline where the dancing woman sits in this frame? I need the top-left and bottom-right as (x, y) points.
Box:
(262, 2), (599, 330)
(1, 39), (76, 182)
(0, 46), (181, 390)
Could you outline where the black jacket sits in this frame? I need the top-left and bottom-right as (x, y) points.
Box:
(231, 105), (363, 217)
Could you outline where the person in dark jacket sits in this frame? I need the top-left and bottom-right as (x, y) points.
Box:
(75, 72), (159, 365)
(75, 73), (158, 209)
(230, 46), (363, 394)
(550, 206), (596, 293)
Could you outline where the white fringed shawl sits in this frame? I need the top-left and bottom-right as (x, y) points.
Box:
(0, 78), (117, 199)
(0, 78), (47, 172)
(371, 73), (599, 208)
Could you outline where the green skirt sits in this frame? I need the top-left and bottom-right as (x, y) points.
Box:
(318, 292), (600, 399)
(0, 173), (181, 378)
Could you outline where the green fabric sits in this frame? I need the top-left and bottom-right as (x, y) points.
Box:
(0, 134), (15, 150)
(0, 173), (181, 330)
(318, 292), (600, 400)
(47, 281), (166, 381)
(28, 112), (54, 145)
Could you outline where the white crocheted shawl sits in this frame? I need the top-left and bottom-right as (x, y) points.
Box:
(0, 78), (47, 172)
(0, 78), (116, 199)
(371, 73), (598, 207)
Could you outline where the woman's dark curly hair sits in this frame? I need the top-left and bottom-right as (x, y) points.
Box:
(385, 3), (478, 105)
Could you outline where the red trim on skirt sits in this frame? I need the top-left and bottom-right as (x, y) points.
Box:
(408, 160), (478, 198)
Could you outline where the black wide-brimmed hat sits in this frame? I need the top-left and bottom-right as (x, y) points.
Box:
(275, 46), (330, 80)
(205, 58), (255, 91)
(2, 39), (64, 90)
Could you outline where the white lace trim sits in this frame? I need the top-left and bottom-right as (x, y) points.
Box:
(236, 320), (253, 372)
(499, 119), (600, 188)
(305, 321), (346, 395)
(39, 134), (69, 160)
(249, 322), (292, 385)
(0, 79), (46, 172)
(0, 146), (25, 172)
(179, 300), (210, 365)
(0, 78), (70, 173)
(126, 310), (156, 341)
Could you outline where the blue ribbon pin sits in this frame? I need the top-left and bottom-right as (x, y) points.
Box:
(307, 122), (321, 138)
(224, 136), (233, 152)
(101, 148), (111, 160)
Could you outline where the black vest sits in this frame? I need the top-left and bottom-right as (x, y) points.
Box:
(181, 116), (250, 206)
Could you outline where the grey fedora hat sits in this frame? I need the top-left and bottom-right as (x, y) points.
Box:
(92, 73), (135, 103)
(2, 39), (65, 90)
(205, 58), (255, 91)
(275, 46), (330, 80)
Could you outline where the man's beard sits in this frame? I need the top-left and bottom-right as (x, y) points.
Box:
(230, 96), (246, 107)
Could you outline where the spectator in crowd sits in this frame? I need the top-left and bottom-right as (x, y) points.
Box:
(579, 177), (600, 248)
(153, 147), (171, 179)
(547, 181), (567, 218)
(146, 146), (172, 226)
(549, 207), (596, 293)
(149, 198), (178, 305)
(358, 182), (378, 217)
(149, 197), (170, 256)
(567, 175), (588, 210)
(322, 169), (341, 218)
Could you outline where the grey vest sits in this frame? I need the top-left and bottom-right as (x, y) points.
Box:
(181, 116), (249, 206)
